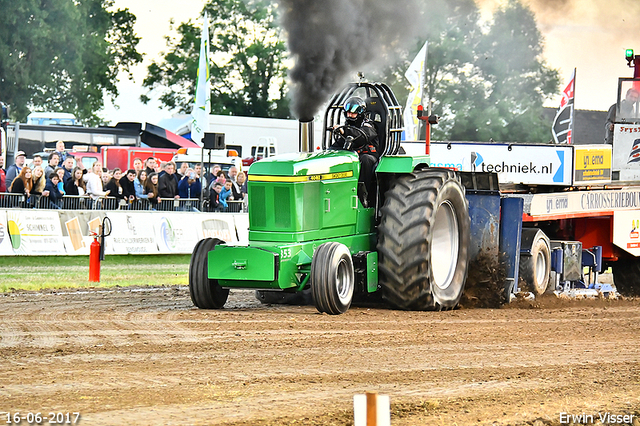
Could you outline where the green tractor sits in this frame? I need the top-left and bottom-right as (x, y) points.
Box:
(189, 82), (471, 314)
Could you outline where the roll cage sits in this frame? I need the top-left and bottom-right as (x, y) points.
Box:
(322, 82), (404, 156)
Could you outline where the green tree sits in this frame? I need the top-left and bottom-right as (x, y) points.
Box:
(0, 0), (142, 125)
(142, 0), (290, 118)
(448, 0), (559, 142)
(377, 0), (558, 142)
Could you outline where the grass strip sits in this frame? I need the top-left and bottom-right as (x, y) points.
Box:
(0, 255), (192, 292)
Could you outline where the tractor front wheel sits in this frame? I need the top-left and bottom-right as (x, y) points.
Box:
(377, 169), (471, 310)
(311, 242), (355, 315)
(189, 238), (230, 309)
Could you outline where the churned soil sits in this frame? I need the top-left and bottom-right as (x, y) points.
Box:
(0, 285), (639, 426)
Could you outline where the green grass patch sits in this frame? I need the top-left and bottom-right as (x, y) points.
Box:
(0, 255), (192, 292)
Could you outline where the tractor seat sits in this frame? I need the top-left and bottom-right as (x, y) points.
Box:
(365, 97), (387, 155)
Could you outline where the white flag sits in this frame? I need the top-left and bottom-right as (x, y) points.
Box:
(191, 13), (211, 147)
(404, 41), (428, 141)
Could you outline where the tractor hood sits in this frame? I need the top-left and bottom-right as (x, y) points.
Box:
(247, 150), (360, 178)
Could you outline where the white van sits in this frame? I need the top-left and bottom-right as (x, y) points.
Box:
(172, 149), (243, 174)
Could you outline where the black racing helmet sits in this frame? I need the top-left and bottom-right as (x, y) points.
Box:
(343, 96), (366, 126)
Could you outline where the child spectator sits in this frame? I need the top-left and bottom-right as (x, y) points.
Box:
(43, 173), (63, 209)
(209, 182), (224, 212)
(55, 167), (66, 197)
(220, 180), (234, 210)
(54, 140), (68, 164)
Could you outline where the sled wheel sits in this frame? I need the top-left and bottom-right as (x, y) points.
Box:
(612, 258), (640, 296)
(519, 230), (551, 296)
(311, 242), (355, 315)
(189, 238), (230, 309)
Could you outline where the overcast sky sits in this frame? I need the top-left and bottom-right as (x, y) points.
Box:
(101, 0), (640, 126)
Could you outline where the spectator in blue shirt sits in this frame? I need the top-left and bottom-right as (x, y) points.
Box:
(219, 180), (234, 210)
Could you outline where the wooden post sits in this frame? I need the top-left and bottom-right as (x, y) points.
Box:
(366, 391), (378, 426)
(354, 392), (390, 426)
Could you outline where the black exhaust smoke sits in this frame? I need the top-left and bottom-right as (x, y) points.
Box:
(277, 0), (423, 121)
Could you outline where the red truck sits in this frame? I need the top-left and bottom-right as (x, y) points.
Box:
(73, 146), (177, 171)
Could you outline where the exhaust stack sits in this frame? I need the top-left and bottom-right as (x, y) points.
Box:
(299, 119), (314, 153)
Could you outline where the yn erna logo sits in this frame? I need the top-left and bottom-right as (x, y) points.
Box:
(470, 152), (483, 171)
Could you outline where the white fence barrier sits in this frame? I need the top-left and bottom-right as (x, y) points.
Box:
(0, 209), (249, 256)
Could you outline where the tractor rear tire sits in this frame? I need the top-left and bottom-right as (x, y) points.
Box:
(519, 233), (551, 296)
(377, 169), (470, 310)
(612, 258), (640, 296)
(189, 238), (230, 309)
(311, 242), (355, 315)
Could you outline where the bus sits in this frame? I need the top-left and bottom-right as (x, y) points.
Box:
(4, 122), (199, 168)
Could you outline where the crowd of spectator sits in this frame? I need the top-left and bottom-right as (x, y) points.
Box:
(0, 150), (247, 212)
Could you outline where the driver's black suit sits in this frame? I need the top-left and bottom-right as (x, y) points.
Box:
(330, 119), (379, 207)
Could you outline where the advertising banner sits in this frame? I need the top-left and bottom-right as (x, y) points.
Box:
(613, 210), (640, 256)
(5, 210), (65, 255)
(529, 188), (640, 217)
(0, 210), (14, 255)
(573, 145), (612, 184)
(59, 211), (107, 255)
(198, 215), (238, 243)
(104, 211), (158, 255)
(0, 210), (249, 256)
(612, 123), (640, 180)
(153, 213), (203, 254)
(429, 142), (573, 186)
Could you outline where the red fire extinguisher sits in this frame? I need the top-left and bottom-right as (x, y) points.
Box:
(89, 217), (112, 283)
(89, 233), (101, 282)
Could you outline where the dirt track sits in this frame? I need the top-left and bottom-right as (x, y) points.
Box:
(1, 286), (639, 426)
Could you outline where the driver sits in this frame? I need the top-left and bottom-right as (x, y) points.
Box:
(330, 96), (379, 207)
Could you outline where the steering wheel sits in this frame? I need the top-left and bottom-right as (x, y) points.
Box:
(331, 125), (368, 147)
